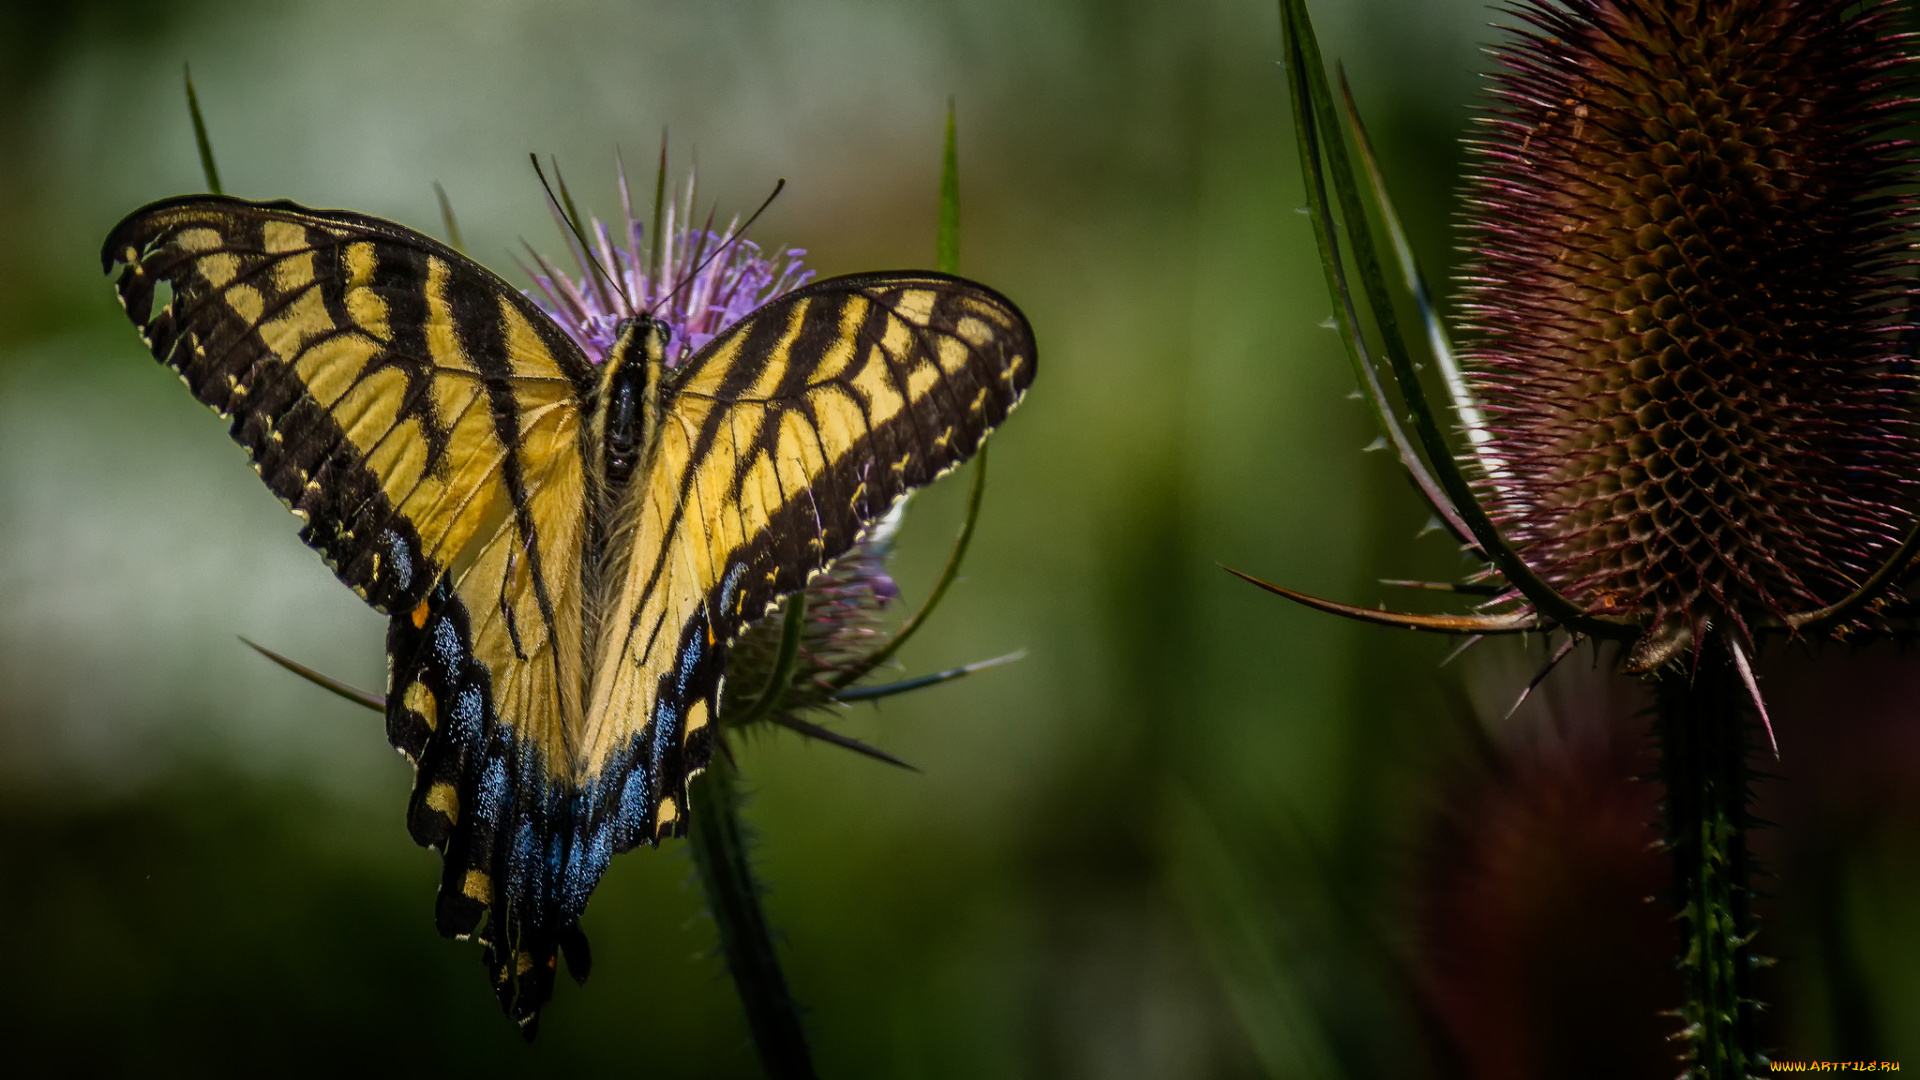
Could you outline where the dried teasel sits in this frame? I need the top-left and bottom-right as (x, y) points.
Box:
(1458, 0), (1920, 672)
(1250, 0), (1920, 1072)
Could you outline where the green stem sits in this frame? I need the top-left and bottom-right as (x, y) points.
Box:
(688, 754), (818, 1080)
(938, 99), (960, 275)
(1657, 643), (1766, 1078)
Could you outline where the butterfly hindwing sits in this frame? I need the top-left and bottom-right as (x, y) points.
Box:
(578, 273), (1037, 849)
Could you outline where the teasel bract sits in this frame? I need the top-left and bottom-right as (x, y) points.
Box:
(1246, 1), (1920, 1074)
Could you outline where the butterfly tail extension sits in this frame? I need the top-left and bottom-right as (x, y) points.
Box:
(385, 574), (593, 1029)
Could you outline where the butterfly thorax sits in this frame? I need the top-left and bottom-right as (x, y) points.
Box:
(578, 314), (672, 706)
(589, 315), (670, 498)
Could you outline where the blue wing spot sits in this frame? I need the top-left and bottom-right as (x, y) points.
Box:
(385, 529), (414, 591)
(448, 685), (484, 743)
(675, 628), (704, 699)
(432, 618), (464, 682)
(651, 701), (681, 762)
(566, 828), (614, 909)
(719, 562), (746, 615)
(512, 818), (540, 896)
(476, 757), (509, 828)
(618, 766), (652, 827)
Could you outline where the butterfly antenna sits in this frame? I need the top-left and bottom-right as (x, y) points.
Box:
(529, 152), (634, 315)
(651, 178), (787, 315)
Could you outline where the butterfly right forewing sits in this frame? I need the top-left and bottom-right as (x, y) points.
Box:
(574, 271), (1036, 853)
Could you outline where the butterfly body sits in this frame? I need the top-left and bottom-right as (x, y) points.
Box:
(102, 195), (1035, 1027)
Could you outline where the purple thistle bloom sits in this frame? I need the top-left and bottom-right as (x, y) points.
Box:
(521, 163), (814, 365)
(519, 160), (899, 723)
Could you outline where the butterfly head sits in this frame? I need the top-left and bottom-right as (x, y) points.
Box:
(594, 314), (672, 490)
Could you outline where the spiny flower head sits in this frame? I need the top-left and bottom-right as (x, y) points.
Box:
(723, 503), (906, 722)
(1457, 0), (1920, 668)
(521, 163), (897, 719)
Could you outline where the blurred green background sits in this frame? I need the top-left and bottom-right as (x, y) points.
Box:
(3, 0), (1919, 1075)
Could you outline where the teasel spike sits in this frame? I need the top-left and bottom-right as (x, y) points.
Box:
(1220, 565), (1542, 635)
(1500, 633), (1581, 721)
(1727, 636), (1779, 760)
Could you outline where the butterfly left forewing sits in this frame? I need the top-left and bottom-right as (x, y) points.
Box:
(104, 196), (599, 1026)
(102, 196), (597, 615)
(578, 272), (1036, 847)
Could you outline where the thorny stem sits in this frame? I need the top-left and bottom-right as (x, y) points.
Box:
(1657, 642), (1766, 1078)
(688, 753), (818, 1080)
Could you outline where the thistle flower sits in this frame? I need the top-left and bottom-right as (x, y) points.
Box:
(722, 503), (905, 723)
(522, 164), (815, 362)
(519, 161), (908, 728)
(1458, 0), (1920, 671)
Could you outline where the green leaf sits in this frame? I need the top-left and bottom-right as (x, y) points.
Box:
(1275, 4), (1467, 547)
(831, 650), (1023, 702)
(183, 64), (223, 195)
(1277, 0), (1624, 637)
(732, 590), (809, 728)
(240, 637), (384, 713)
(938, 99), (961, 275)
(652, 131), (669, 279)
(1333, 70), (1488, 472)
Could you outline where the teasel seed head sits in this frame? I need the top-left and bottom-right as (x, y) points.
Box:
(1458, 0), (1920, 670)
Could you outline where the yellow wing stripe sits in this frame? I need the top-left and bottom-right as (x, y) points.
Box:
(344, 242), (390, 339)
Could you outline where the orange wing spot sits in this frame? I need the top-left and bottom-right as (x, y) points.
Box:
(411, 601), (431, 629)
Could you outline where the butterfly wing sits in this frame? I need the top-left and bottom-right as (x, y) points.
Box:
(103, 196), (598, 1022)
(577, 272), (1036, 851)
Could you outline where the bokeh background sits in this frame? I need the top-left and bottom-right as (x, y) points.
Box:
(3, 0), (1919, 1075)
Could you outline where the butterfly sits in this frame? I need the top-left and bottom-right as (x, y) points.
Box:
(101, 194), (1035, 1029)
